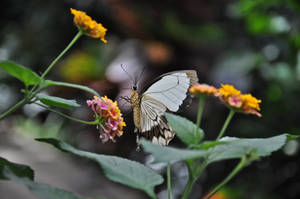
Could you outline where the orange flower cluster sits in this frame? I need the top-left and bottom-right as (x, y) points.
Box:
(189, 84), (219, 97)
(70, 8), (107, 43)
(87, 96), (126, 143)
(219, 84), (262, 117)
(190, 83), (262, 117)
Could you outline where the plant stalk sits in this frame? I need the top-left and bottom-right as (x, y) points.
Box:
(195, 96), (205, 143)
(167, 163), (172, 199)
(0, 31), (83, 121)
(0, 98), (27, 120)
(40, 31), (83, 80)
(204, 156), (247, 199)
(216, 109), (235, 140)
(181, 176), (195, 199)
(181, 160), (208, 199)
(35, 103), (98, 125)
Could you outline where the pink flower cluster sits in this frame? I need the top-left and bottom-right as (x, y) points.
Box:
(87, 96), (126, 143)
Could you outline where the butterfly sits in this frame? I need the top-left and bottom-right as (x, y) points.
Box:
(129, 70), (198, 146)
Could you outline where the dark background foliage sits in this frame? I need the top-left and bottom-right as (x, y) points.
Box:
(0, 0), (300, 198)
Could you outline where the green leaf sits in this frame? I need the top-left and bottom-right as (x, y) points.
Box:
(36, 94), (80, 110)
(3, 167), (85, 199)
(36, 138), (163, 198)
(0, 156), (34, 180)
(165, 113), (204, 146)
(140, 139), (208, 163)
(197, 140), (228, 150)
(207, 134), (288, 164)
(141, 134), (290, 164)
(286, 134), (300, 141)
(45, 80), (100, 97)
(0, 61), (41, 87)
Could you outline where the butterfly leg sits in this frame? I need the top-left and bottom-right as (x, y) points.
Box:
(134, 127), (141, 151)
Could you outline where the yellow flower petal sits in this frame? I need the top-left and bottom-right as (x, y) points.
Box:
(70, 8), (107, 43)
(218, 84), (262, 117)
(219, 84), (241, 98)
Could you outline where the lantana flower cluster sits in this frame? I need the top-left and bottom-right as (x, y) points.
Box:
(87, 96), (126, 143)
(190, 83), (262, 117)
(189, 84), (219, 97)
(70, 8), (107, 43)
(219, 84), (261, 117)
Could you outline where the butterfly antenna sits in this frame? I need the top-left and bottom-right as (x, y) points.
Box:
(117, 95), (131, 103)
(140, 65), (146, 80)
(133, 65), (146, 88)
(121, 64), (135, 84)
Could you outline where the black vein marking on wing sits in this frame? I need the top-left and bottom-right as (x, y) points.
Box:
(139, 96), (173, 143)
(142, 114), (171, 141)
(140, 97), (165, 131)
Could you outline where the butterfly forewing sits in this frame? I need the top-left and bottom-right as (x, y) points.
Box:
(131, 70), (198, 146)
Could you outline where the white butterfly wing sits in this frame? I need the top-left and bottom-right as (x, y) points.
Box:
(140, 95), (174, 145)
(137, 70), (198, 145)
(140, 95), (166, 131)
(144, 71), (197, 112)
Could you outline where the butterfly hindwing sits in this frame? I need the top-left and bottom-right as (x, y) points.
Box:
(140, 95), (174, 145)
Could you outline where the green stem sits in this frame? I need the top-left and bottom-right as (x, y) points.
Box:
(28, 31), (83, 105)
(0, 98), (27, 120)
(181, 160), (208, 199)
(167, 163), (172, 199)
(216, 109), (235, 140)
(205, 157), (247, 199)
(0, 31), (83, 121)
(40, 31), (83, 80)
(195, 96), (205, 143)
(181, 177), (194, 199)
(181, 160), (195, 199)
(35, 103), (98, 125)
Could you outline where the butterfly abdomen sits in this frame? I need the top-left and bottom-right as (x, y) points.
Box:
(130, 89), (141, 131)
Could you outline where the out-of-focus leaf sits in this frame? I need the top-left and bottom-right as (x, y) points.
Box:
(36, 94), (80, 110)
(36, 138), (163, 198)
(198, 140), (228, 150)
(45, 80), (100, 97)
(287, 0), (300, 12)
(163, 12), (225, 44)
(141, 134), (291, 165)
(286, 134), (300, 141)
(246, 13), (272, 35)
(141, 139), (208, 163)
(0, 156), (34, 180)
(165, 113), (204, 146)
(0, 61), (41, 87)
(207, 134), (288, 163)
(3, 167), (85, 199)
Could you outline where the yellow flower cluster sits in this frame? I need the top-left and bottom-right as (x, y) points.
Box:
(70, 8), (107, 43)
(218, 84), (241, 98)
(189, 84), (219, 97)
(87, 96), (126, 143)
(219, 84), (262, 117)
(190, 83), (262, 117)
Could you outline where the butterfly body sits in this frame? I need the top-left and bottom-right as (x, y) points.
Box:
(130, 89), (141, 131)
(130, 70), (198, 146)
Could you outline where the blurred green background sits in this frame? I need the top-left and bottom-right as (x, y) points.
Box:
(0, 0), (300, 199)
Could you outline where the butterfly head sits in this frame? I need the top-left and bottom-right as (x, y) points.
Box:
(130, 84), (140, 107)
(132, 85), (138, 91)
